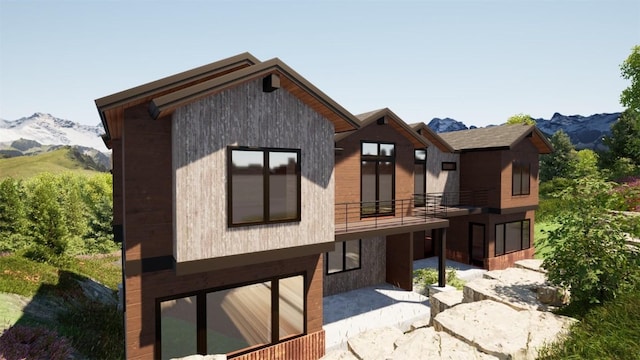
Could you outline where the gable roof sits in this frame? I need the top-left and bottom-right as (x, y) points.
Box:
(149, 58), (360, 133)
(438, 124), (553, 154)
(96, 53), (360, 148)
(96, 53), (260, 146)
(410, 122), (454, 153)
(334, 108), (430, 148)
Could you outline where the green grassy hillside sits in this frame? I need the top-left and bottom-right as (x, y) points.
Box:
(0, 147), (105, 179)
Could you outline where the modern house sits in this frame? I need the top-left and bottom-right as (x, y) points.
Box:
(96, 52), (551, 359)
(438, 124), (553, 269)
(326, 108), (449, 295)
(95, 53), (361, 360)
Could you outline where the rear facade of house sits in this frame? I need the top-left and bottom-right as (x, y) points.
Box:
(97, 53), (552, 359)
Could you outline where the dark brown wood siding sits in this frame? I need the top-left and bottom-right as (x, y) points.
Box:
(335, 118), (416, 220)
(385, 232), (413, 290)
(125, 255), (324, 359)
(446, 210), (536, 270)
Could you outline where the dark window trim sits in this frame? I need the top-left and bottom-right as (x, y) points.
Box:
(469, 222), (486, 266)
(325, 239), (362, 275)
(494, 219), (531, 256)
(511, 161), (531, 196)
(155, 271), (307, 359)
(360, 141), (396, 218)
(414, 149), (427, 207)
(441, 161), (457, 171)
(228, 146), (302, 227)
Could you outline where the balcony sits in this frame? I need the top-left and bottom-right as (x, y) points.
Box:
(334, 198), (448, 241)
(334, 191), (489, 241)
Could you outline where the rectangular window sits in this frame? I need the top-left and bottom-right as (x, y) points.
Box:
(442, 162), (456, 171)
(495, 220), (531, 256)
(361, 142), (395, 217)
(158, 275), (305, 359)
(414, 149), (427, 206)
(229, 147), (301, 226)
(512, 162), (530, 196)
(326, 239), (362, 274)
(160, 296), (198, 360)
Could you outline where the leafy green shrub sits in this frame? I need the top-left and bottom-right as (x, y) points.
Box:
(413, 268), (465, 291)
(0, 325), (74, 360)
(542, 177), (638, 306)
(538, 284), (640, 359)
(610, 176), (640, 212)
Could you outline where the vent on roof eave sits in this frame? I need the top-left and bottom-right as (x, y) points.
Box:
(263, 73), (280, 93)
(376, 117), (387, 125)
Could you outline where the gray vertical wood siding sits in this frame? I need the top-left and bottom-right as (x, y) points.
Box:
(172, 78), (335, 263)
(426, 140), (459, 194)
(323, 236), (386, 296)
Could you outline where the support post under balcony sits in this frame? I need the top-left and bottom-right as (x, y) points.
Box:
(435, 228), (447, 287)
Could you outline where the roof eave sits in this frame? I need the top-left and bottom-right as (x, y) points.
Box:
(150, 58), (360, 133)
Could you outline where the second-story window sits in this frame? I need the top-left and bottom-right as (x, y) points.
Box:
(414, 149), (427, 206)
(228, 147), (301, 226)
(512, 162), (530, 196)
(361, 142), (395, 217)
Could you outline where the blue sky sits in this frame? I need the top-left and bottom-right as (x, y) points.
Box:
(1, 0), (638, 127)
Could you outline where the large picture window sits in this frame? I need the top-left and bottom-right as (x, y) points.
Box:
(361, 142), (395, 217)
(157, 275), (305, 359)
(326, 239), (361, 274)
(495, 220), (530, 256)
(512, 162), (530, 196)
(228, 147), (301, 226)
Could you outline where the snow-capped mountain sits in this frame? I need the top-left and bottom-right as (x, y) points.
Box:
(0, 113), (106, 151)
(534, 112), (621, 150)
(427, 112), (622, 150)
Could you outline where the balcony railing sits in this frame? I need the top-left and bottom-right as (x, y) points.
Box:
(335, 198), (447, 235)
(334, 190), (491, 235)
(416, 190), (490, 208)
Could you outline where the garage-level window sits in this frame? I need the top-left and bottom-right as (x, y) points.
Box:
(228, 147), (301, 226)
(326, 239), (361, 274)
(495, 220), (530, 256)
(157, 274), (305, 359)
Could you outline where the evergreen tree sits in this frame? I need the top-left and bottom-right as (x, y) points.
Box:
(540, 130), (576, 182)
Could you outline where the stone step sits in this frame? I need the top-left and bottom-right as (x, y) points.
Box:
(390, 327), (498, 360)
(433, 300), (577, 360)
(430, 289), (463, 324)
(325, 325), (498, 360)
(464, 267), (566, 311)
(513, 259), (546, 274)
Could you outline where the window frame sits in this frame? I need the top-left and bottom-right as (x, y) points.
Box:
(155, 272), (307, 359)
(414, 149), (427, 207)
(360, 141), (396, 218)
(511, 161), (531, 196)
(228, 146), (301, 227)
(325, 239), (362, 275)
(494, 219), (531, 256)
(441, 161), (457, 171)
